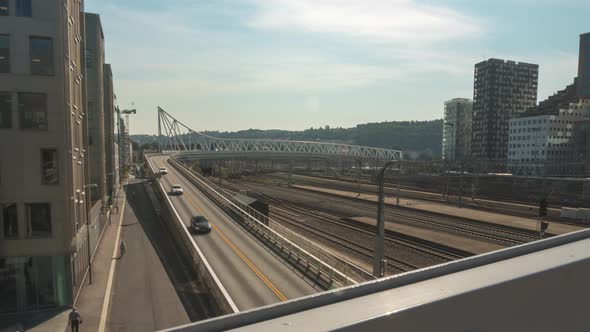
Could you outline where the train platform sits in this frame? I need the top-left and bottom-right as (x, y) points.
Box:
(291, 185), (586, 236)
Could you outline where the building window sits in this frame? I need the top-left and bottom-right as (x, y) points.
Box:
(0, 257), (18, 313)
(0, 92), (10, 128)
(30, 37), (53, 75)
(0, 0), (8, 15)
(85, 48), (92, 69)
(2, 203), (18, 239)
(26, 203), (51, 237)
(0, 256), (60, 313)
(19, 93), (47, 130)
(15, 0), (31, 16)
(41, 149), (58, 185)
(0, 35), (9, 73)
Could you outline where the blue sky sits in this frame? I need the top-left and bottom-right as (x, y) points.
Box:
(86, 0), (589, 134)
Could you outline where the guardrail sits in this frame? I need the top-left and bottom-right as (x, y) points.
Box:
(167, 157), (359, 288)
(144, 154), (239, 315)
(560, 207), (590, 223)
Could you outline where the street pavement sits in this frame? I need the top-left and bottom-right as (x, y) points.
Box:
(27, 177), (202, 332)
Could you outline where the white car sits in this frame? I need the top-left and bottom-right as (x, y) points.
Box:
(170, 184), (183, 195)
(159, 167), (168, 175)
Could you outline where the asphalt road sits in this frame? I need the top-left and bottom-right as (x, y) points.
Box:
(106, 178), (202, 331)
(149, 155), (319, 311)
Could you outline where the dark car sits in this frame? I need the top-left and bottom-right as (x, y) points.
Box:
(190, 215), (211, 233)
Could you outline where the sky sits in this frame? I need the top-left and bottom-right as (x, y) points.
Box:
(86, 0), (589, 134)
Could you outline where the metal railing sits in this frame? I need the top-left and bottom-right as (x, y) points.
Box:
(168, 157), (360, 288)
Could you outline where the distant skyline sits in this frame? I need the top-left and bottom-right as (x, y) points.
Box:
(87, 0), (589, 134)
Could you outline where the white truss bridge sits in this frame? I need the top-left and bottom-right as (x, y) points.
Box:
(157, 107), (402, 160)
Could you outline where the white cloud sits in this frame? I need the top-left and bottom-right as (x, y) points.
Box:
(249, 0), (482, 44)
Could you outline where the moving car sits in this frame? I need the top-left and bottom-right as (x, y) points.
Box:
(170, 184), (183, 195)
(190, 215), (211, 233)
(159, 167), (168, 175)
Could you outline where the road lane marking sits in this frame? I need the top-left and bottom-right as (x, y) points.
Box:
(98, 188), (127, 332)
(210, 222), (288, 302)
(155, 158), (240, 313)
(181, 181), (288, 302)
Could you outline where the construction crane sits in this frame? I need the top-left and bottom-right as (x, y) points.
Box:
(120, 109), (136, 171)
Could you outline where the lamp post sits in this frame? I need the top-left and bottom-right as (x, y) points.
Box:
(79, 183), (98, 284)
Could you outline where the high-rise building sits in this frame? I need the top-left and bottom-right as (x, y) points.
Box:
(471, 59), (539, 164)
(103, 63), (117, 200)
(84, 13), (106, 203)
(442, 98), (473, 161)
(578, 32), (590, 99)
(0, 0), (89, 313)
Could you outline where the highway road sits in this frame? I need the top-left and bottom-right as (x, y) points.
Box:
(149, 155), (319, 311)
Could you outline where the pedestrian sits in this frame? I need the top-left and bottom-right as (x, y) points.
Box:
(68, 306), (82, 332)
(119, 240), (126, 259)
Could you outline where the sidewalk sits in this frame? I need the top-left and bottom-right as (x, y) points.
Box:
(72, 191), (127, 331)
(25, 178), (202, 331)
(28, 190), (127, 332)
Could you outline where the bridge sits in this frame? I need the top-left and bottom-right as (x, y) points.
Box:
(157, 107), (403, 160)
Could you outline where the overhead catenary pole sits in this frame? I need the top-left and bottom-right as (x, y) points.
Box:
(374, 160), (396, 277)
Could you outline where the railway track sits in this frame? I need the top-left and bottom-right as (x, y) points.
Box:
(270, 207), (416, 274)
(224, 180), (465, 270)
(230, 180), (540, 246)
(217, 181), (411, 276)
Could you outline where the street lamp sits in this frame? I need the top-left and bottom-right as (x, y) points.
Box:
(78, 183), (98, 284)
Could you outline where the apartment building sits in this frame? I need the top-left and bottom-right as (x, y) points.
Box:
(0, 0), (89, 314)
(442, 98), (473, 161)
(471, 58), (539, 164)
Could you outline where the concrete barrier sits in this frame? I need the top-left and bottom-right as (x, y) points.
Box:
(578, 208), (590, 223)
(144, 155), (239, 315)
(561, 207), (580, 220)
